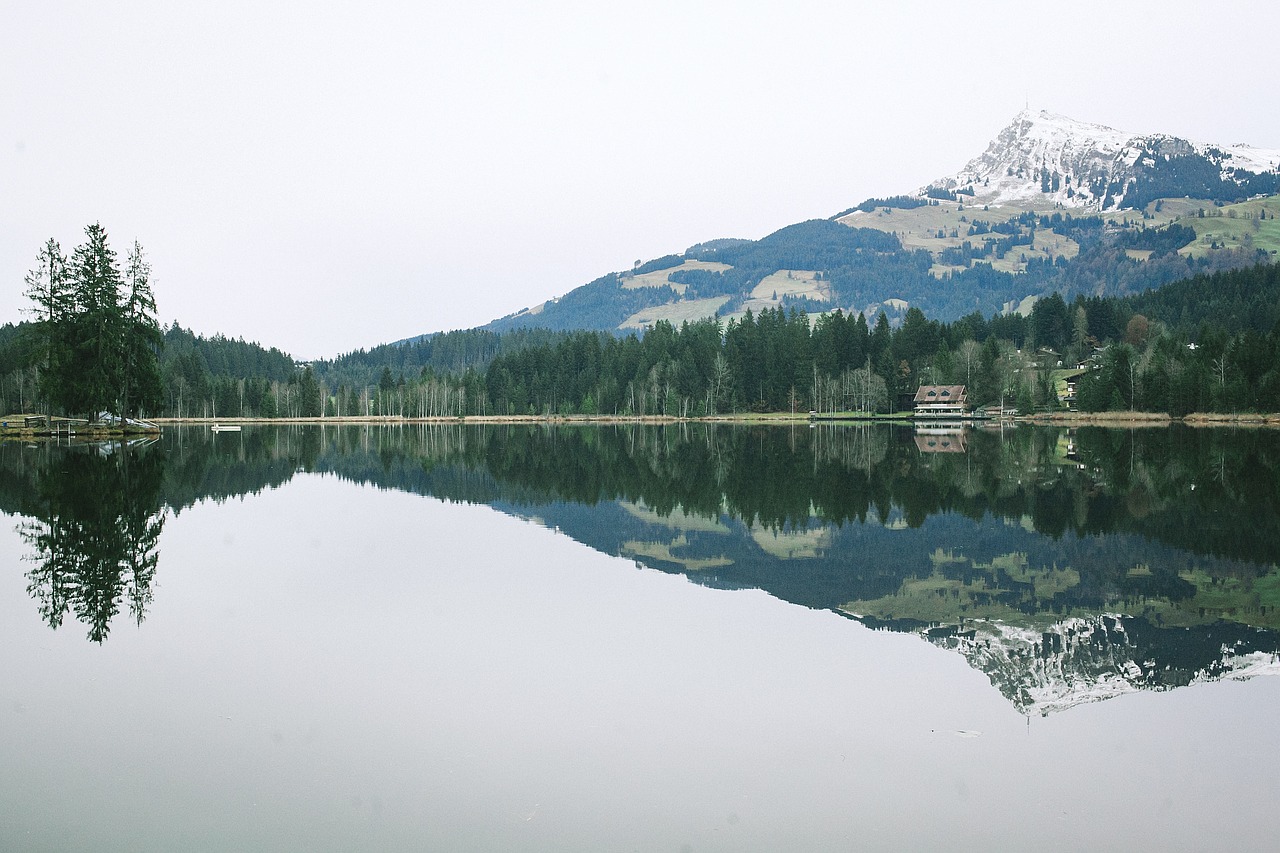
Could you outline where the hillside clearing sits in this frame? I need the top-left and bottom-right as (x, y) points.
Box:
(749, 270), (830, 302)
(621, 259), (732, 294)
(619, 296), (731, 330)
(1180, 197), (1280, 258)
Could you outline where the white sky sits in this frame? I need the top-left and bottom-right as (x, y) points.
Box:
(4, 0), (1278, 359)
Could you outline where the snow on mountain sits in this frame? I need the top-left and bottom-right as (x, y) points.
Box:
(926, 109), (1280, 211)
(921, 613), (1280, 716)
(1219, 141), (1280, 175)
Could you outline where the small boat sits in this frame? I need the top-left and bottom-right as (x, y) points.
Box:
(210, 424), (242, 432)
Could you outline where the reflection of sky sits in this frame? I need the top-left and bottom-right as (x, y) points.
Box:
(3, 474), (1279, 851)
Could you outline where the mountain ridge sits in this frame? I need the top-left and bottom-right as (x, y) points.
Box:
(411, 111), (1280, 342)
(923, 109), (1280, 210)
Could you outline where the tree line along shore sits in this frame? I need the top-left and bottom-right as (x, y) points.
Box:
(4, 226), (1279, 426)
(6, 411), (1279, 443)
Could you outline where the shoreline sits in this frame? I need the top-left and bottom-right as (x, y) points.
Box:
(150, 410), (1280, 427)
(6, 410), (1280, 438)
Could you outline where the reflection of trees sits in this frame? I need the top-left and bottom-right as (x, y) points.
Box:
(17, 442), (165, 643)
(811, 422), (888, 474)
(273, 422), (1280, 569)
(1071, 426), (1280, 566)
(7, 421), (1280, 643)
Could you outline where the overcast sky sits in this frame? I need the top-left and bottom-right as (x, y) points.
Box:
(4, 1), (1278, 359)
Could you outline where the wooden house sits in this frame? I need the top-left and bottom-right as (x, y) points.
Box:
(912, 385), (968, 417)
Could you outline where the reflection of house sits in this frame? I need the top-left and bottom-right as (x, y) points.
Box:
(913, 385), (968, 417)
(914, 427), (967, 453)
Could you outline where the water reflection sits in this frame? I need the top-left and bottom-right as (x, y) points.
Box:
(9, 439), (165, 642)
(4, 422), (1279, 711)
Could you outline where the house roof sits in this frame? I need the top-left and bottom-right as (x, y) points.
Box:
(913, 384), (967, 403)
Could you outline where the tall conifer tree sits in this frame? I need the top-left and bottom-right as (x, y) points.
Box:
(122, 240), (163, 419)
(22, 238), (70, 412)
(24, 224), (163, 422)
(67, 223), (125, 419)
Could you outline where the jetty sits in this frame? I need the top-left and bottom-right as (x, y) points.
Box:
(0, 413), (162, 439)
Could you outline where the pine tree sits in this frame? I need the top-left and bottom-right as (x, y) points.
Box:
(121, 240), (164, 420)
(66, 223), (125, 419)
(22, 238), (70, 413)
(298, 366), (323, 417)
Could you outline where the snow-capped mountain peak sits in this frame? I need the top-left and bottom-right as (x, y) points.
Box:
(926, 110), (1280, 211)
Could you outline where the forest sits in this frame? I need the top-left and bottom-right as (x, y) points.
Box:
(476, 260), (1280, 418)
(3, 247), (1278, 419)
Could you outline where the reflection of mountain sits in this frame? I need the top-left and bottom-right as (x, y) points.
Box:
(884, 614), (1280, 716)
(528, 498), (1280, 714)
(750, 525), (832, 560)
(4, 423), (1279, 708)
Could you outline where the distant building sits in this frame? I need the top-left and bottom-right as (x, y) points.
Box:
(1032, 347), (1063, 369)
(1056, 368), (1087, 410)
(976, 403), (1018, 420)
(1061, 378), (1078, 409)
(913, 385), (968, 417)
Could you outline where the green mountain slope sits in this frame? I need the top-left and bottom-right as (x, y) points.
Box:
(482, 198), (1277, 335)
(469, 111), (1280, 337)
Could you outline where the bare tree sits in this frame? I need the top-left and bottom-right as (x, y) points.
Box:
(958, 339), (982, 391)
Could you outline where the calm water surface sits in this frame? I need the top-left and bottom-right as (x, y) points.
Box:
(2, 424), (1278, 851)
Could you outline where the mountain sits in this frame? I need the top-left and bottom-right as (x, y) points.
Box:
(471, 111), (1279, 338)
(924, 109), (1280, 211)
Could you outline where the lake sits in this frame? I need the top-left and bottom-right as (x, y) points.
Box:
(2, 423), (1278, 851)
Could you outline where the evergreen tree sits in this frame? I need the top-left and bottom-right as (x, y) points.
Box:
(21, 227), (167, 421)
(298, 366), (323, 417)
(66, 224), (126, 419)
(22, 238), (70, 412)
(121, 241), (163, 419)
